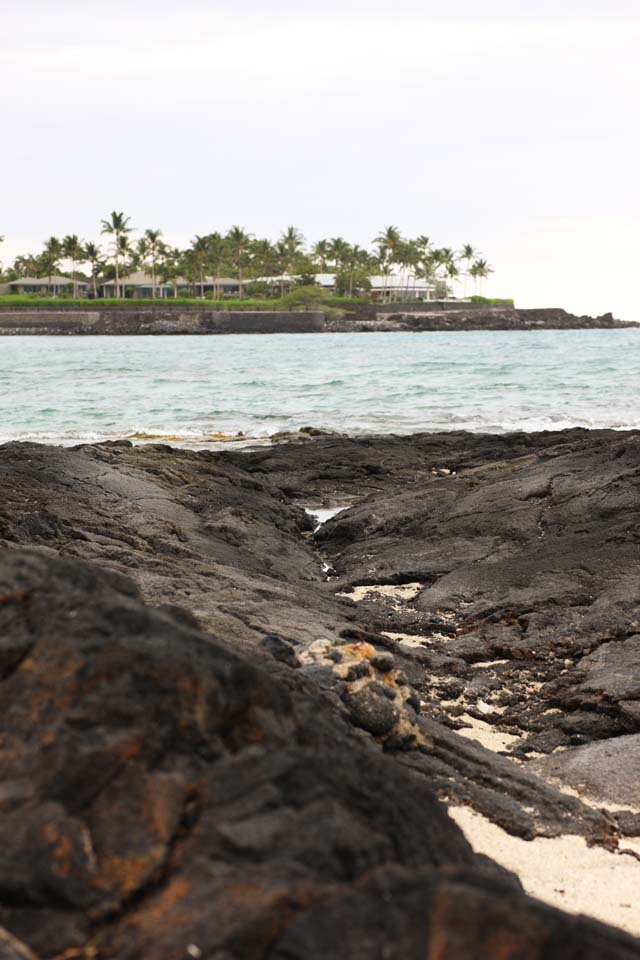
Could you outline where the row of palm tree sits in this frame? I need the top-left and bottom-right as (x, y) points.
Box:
(2, 216), (494, 299)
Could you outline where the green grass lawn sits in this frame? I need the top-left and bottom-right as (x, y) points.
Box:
(0, 294), (369, 310)
(0, 294), (513, 310)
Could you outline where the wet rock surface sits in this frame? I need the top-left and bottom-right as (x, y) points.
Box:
(1, 429), (640, 955)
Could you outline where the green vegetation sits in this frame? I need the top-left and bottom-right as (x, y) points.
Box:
(281, 285), (329, 310)
(0, 293), (371, 311)
(0, 219), (497, 303)
(469, 296), (514, 307)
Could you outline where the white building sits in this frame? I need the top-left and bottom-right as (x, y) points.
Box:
(250, 271), (438, 300)
(368, 272), (437, 301)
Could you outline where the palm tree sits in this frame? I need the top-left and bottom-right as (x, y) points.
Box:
(343, 244), (369, 296)
(250, 237), (278, 292)
(273, 240), (289, 297)
(276, 226), (304, 294)
(374, 225), (402, 258)
(429, 247), (457, 298)
(143, 229), (163, 297)
(156, 246), (181, 299)
(62, 235), (84, 298)
(42, 236), (62, 295)
(280, 226), (304, 268)
(328, 237), (350, 271)
(207, 232), (227, 300)
(396, 240), (421, 301)
(471, 258), (493, 296)
(460, 244), (479, 297)
(135, 236), (149, 271)
(326, 238), (351, 295)
(12, 254), (36, 277)
(100, 211), (133, 298)
(446, 259), (460, 296)
(226, 226), (252, 299)
(190, 234), (210, 298)
(440, 248), (460, 298)
(373, 226), (403, 299)
(413, 235), (433, 300)
(312, 239), (330, 272)
(83, 242), (102, 298)
(116, 235), (133, 295)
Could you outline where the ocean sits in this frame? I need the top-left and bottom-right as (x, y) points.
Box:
(1, 330), (639, 446)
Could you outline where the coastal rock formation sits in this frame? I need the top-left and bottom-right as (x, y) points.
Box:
(1, 429), (640, 953)
(0, 304), (635, 335)
(309, 430), (640, 759)
(1, 548), (640, 958)
(0, 439), (345, 650)
(334, 306), (637, 331)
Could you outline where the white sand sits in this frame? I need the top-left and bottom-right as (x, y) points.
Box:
(470, 659), (510, 669)
(382, 631), (432, 648)
(339, 582), (423, 602)
(455, 713), (520, 751)
(450, 807), (640, 936)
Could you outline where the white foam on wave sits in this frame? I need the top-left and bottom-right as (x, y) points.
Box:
(2, 412), (639, 450)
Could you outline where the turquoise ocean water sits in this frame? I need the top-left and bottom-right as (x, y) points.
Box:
(1, 330), (639, 446)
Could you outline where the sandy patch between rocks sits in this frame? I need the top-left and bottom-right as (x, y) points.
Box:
(339, 583), (423, 602)
(455, 713), (520, 752)
(450, 807), (640, 936)
(470, 659), (510, 669)
(382, 631), (432, 648)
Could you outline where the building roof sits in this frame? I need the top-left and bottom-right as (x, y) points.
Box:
(250, 274), (297, 284)
(243, 272), (435, 291)
(369, 273), (435, 291)
(10, 276), (88, 286)
(102, 273), (240, 287)
(103, 272), (155, 287)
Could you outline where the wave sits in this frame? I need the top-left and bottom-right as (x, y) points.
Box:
(2, 414), (639, 450)
(3, 330), (640, 446)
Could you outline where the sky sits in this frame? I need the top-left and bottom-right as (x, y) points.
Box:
(1, 0), (639, 318)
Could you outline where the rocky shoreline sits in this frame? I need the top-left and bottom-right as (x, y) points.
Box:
(1, 429), (640, 957)
(333, 305), (637, 332)
(0, 304), (635, 334)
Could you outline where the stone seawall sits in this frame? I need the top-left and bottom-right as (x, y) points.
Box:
(0, 309), (326, 335)
(0, 305), (635, 334)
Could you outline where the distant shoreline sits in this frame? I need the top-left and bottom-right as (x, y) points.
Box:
(0, 305), (635, 335)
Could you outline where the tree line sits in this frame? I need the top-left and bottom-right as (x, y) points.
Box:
(0, 217), (493, 299)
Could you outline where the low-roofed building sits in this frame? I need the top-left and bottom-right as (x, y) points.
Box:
(100, 273), (241, 299)
(6, 276), (89, 296)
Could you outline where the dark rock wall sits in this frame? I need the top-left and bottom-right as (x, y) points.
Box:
(333, 306), (636, 331)
(0, 305), (635, 333)
(0, 309), (326, 335)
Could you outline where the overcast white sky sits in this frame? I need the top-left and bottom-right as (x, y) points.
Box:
(2, 0), (639, 318)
